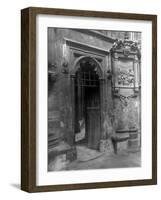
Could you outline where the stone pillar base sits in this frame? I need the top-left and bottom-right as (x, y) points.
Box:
(99, 139), (114, 155)
(66, 146), (77, 162)
(111, 133), (129, 154)
(48, 142), (77, 171)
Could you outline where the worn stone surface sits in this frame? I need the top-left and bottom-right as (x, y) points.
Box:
(65, 151), (141, 171)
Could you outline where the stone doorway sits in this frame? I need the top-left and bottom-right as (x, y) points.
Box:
(74, 57), (101, 150)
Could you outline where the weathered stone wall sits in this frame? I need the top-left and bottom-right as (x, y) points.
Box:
(48, 28), (114, 151)
(113, 94), (140, 130)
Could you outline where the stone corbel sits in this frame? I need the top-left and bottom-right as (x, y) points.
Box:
(48, 62), (58, 82)
(113, 52), (119, 60)
(61, 58), (69, 74)
(106, 69), (112, 80)
(112, 87), (120, 95)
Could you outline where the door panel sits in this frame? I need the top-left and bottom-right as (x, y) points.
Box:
(86, 107), (101, 150)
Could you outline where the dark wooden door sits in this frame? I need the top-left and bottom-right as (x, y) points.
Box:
(86, 107), (101, 150)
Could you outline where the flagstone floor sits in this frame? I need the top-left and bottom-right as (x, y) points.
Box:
(65, 145), (141, 171)
(48, 144), (141, 171)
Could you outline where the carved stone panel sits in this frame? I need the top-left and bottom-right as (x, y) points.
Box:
(115, 59), (135, 88)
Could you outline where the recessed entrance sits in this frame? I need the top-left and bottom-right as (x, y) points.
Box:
(74, 57), (101, 150)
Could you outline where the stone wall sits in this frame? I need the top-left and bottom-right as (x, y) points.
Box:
(48, 28), (114, 150)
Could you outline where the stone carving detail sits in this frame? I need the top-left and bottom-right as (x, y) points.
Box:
(111, 35), (141, 59)
(106, 69), (112, 80)
(118, 68), (134, 86)
(114, 93), (136, 107)
(119, 95), (131, 107)
(62, 59), (69, 74)
(48, 62), (58, 82)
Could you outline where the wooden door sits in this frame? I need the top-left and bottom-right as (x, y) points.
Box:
(86, 107), (101, 150)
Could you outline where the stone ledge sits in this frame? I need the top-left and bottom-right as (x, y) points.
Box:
(116, 129), (138, 133)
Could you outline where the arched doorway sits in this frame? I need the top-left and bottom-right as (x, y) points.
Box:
(73, 57), (102, 150)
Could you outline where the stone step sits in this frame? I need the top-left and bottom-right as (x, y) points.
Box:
(48, 134), (63, 149)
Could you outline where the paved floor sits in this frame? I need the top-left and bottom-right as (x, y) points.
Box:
(65, 146), (141, 171)
(48, 145), (141, 171)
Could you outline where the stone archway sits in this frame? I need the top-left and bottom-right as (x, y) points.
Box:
(71, 56), (104, 150)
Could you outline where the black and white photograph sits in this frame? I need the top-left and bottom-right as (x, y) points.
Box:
(48, 28), (141, 172)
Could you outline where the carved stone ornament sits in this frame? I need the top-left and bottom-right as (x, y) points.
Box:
(114, 94), (136, 107)
(110, 35), (141, 59)
(62, 59), (69, 74)
(117, 68), (134, 86)
(48, 62), (58, 82)
(119, 95), (130, 107)
(106, 69), (112, 80)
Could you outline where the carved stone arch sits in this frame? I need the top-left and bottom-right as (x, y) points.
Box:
(70, 55), (106, 147)
(71, 56), (104, 78)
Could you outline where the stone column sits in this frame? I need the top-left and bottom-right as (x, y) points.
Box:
(112, 52), (119, 93)
(70, 74), (76, 145)
(134, 55), (139, 92)
(99, 78), (105, 140)
(62, 73), (77, 162)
